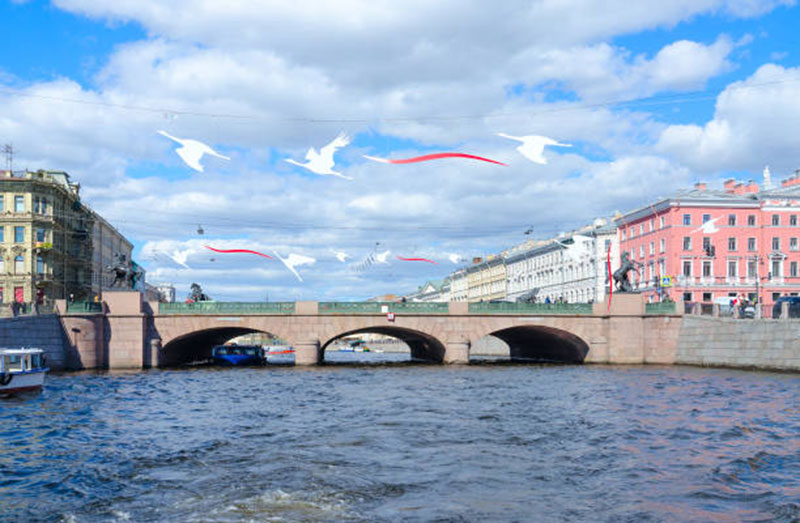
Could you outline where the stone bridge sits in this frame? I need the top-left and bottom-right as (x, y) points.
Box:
(48, 292), (683, 370)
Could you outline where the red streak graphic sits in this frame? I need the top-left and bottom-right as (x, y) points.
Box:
(396, 256), (438, 264)
(368, 152), (506, 166)
(205, 246), (273, 259)
(607, 243), (613, 312)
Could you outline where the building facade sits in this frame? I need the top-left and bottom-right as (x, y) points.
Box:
(503, 218), (619, 304)
(91, 211), (136, 297)
(466, 256), (506, 302)
(617, 177), (800, 315)
(0, 170), (95, 305)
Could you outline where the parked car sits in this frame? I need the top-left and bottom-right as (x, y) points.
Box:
(771, 296), (800, 318)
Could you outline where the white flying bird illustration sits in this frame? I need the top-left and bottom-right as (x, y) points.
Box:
(692, 217), (721, 235)
(169, 249), (192, 270)
(157, 130), (230, 172)
(496, 133), (571, 164)
(285, 132), (352, 180)
(272, 250), (316, 282)
(331, 249), (350, 263)
(375, 250), (391, 264)
(448, 254), (463, 264)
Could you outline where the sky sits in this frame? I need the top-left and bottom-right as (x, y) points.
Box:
(1, 0), (799, 301)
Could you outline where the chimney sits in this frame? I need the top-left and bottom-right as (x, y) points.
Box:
(694, 181), (707, 191)
(723, 178), (737, 192)
(745, 180), (759, 193)
(472, 257), (483, 264)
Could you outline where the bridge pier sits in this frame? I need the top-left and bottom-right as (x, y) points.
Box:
(294, 339), (322, 366)
(444, 336), (470, 364)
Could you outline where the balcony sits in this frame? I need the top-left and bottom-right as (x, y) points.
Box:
(677, 276), (695, 286)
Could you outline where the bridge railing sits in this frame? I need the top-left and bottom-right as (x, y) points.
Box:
(468, 302), (593, 314)
(645, 301), (677, 314)
(66, 301), (103, 314)
(319, 301), (450, 314)
(159, 301), (296, 315)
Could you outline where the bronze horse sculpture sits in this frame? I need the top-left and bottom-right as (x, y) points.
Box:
(612, 251), (643, 293)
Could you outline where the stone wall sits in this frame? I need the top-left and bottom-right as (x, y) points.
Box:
(0, 315), (70, 370)
(677, 316), (800, 371)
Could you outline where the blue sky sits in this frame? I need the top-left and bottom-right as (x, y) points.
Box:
(1, 0), (799, 300)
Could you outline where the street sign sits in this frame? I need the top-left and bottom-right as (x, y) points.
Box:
(661, 276), (672, 287)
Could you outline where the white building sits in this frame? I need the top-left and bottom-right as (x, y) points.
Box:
(449, 269), (468, 301)
(155, 282), (176, 303)
(503, 218), (619, 303)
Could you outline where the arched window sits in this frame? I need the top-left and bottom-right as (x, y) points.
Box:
(14, 255), (24, 274)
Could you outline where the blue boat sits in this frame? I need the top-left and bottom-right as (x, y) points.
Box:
(211, 345), (265, 366)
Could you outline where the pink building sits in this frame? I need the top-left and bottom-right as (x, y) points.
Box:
(617, 174), (800, 316)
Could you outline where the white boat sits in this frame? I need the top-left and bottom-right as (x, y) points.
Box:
(0, 348), (48, 395)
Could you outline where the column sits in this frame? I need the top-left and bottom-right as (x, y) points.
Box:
(294, 339), (321, 366)
(444, 336), (470, 364)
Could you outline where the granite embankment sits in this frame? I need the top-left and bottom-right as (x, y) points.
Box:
(0, 315), (70, 369)
(676, 315), (800, 371)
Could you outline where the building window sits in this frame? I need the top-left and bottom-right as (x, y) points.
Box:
(772, 292), (781, 302)
(728, 260), (737, 278)
(14, 226), (24, 243)
(660, 216), (665, 228)
(703, 261), (712, 277)
(683, 292), (692, 302)
(659, 238), (665, 253)
(792, 215), (798, 227)
(0, 227), (3, 243)
(728, 214), (736, 226)
(703, 237), (711, 252)
(772, 214), (780, 226)
(14, 195), (24, 213)
(748, 260), (757, 278)
(683, 237), (691, 251)
(659, 260), (665, 275)
(772, 237), (781, 251)
(639, 224), (644, 235)
(649, 242), (654, 256)
(703, 292), (712, 302)
(35, 228), (45, 243)
(649, 219), (654, 232)
(702, 214), (710, 224)
(639, 245), (644, 259)
(33, 197), (40, 214)
(748, 237), (756, 251)
(14, 255), (24, 274)
(728, 237), (737, 251)
(748, 215), (756, 226)
(792, 261), (798, 277)
(683, 260), (692, 276)
(791, 238), (798, 251)
(36, 255), (44, 274)
(40, 197), (47, 214)
(0, 195), (3, 212)
(0, 259), (3, 273)
(621, 229), (626, 241)
(604, 239), (611, 251)
(772, 260), (782, 277)
(683, 214), (691, 226)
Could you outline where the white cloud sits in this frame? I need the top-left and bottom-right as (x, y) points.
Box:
(657, 64), (800, 175)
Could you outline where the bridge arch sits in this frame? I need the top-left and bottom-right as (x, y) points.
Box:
(480, 325), (590, 363)
(160, 327), (287, 366)
(321, 326), (446, 363)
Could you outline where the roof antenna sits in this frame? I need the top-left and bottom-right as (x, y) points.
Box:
(2, 144), (13, 172)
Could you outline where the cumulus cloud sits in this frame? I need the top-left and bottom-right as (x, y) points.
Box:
(657, 63), (800, 175)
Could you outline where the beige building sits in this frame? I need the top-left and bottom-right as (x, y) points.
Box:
(466, 255), (507, 302)
(0, 169), (139, 308)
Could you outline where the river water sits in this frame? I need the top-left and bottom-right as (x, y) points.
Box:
(1, 355), (799, 522)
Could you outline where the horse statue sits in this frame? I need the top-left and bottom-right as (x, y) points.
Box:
(187, 283), (211, 302)
(612, 251), (643, 293)
(106, 253), (143, 289)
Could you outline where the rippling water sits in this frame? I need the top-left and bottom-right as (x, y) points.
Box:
(1, 355), (799, 522)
